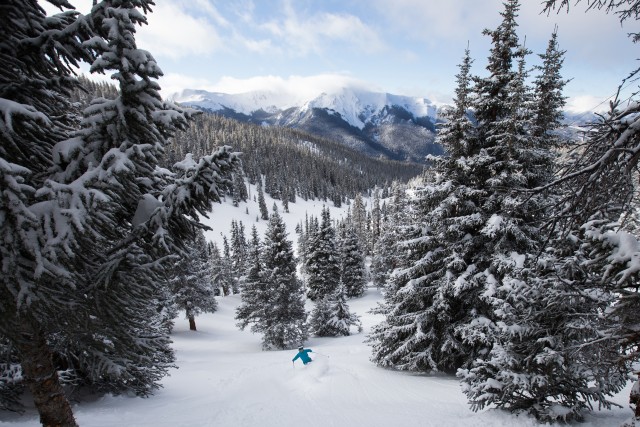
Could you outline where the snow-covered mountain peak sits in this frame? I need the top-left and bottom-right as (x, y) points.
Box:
(172, 86), (441, 130)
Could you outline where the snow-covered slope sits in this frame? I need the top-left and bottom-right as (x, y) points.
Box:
(2, 294), (632, 427)
(1, 190), (632, 427)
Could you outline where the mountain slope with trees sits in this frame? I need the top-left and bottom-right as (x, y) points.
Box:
(167, 113), (424, 206)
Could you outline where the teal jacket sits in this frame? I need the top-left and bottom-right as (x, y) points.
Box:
(292, 349), (313, 364)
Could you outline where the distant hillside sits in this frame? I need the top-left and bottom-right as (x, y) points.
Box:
(172, 87), (445, 163)
(167, 113), (424, 206)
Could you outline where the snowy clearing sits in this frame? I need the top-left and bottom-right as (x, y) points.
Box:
(1, 287), (632, 427)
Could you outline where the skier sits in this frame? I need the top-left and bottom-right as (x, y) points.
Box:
(292, 345), (313, 365)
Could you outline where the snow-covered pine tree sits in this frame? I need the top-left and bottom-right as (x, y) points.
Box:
(260, 206), (308, 350)
(296, 218), (308, 272)
(209, 242), (223, 296)
(232, 171), (248, 207)
(456, 8), (625, 422)
(308, 295), (333, 337)
(0, 1), (239, 424)
(258, 180), (269, 220)
(371, 189), (382, 247)
(309, 284), (362, 337)
(220, 237), (236, 295)
(369, 46), (483, 373)
(352, 193), (369, 253)
(235, 226), (268, 332)
(305, 206), (341, 301)
(459, 220), (628, 422)
(531, 27), (567, 140)
(371, 0), (555, 377)
(298, 213), (318, 278)
(328, 284), (362, 336)
(229, 220), (248, 288)
(370, 181), (409, 288)
(338, 222), (366, 298)
(452, 0), (552, 365)
(169, 230), (217, 331)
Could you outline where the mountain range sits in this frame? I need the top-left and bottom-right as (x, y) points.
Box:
(171, 86), (597, 164)
(171, 87), (446, 163)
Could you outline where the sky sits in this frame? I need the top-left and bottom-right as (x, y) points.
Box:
(42, 0), (638, 113)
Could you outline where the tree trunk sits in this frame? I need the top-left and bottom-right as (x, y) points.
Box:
(15, 320), (78, 427)
(188, 315), (197, 331)
(631, 373), (640, 419)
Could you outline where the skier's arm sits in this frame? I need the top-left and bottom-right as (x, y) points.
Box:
(292, 354), (300, 362)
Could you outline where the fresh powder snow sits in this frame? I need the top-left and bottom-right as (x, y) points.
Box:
(1, 288), (632, 427)
(0, 185), (633, 427)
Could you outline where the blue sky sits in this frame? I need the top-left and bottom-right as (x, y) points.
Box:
(45, 0), (638, 112)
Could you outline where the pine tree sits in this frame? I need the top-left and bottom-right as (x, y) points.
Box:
(305, 206), (341, 301)
(309, 285), (362, 337)
(257, 180), (269, 221)
(351, 193), (369, 252)
(308, 296), (333, 337)
(0, 1), (238, 424)
(338, 222), (366, 298)
(231, 172), (248, 207)
(221, 237), (236, 295)
(259, 206), (308, 350)
(371, 189), (382, 247)
(169, 230), (217, 331)
(459, 225), (627, 422)
(235, 226), (267, 332)
(453, 3), (622, 421)
(369, 47), (482, 373)
(229, 220), (248, 288)
(370, 0), (556, 377)
(370, 182), (409, 288)
(531, 27), (567, 140)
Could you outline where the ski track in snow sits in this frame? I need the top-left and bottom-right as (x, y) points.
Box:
(1, 288), (633, 427)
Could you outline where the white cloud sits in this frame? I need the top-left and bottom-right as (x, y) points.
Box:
(136, 2), (224, 59)
(260, 1), (386, 56)
(565, 95), (610, 114)
(163, 73), (380, 101)
(373, 0), (632, 67)
(159, 73), (219, 99)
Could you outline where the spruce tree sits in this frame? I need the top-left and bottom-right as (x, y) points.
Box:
(351, 193), (369, 252)
(308, 296), (334, 337)
(229, 220), (248, 287)
(169, 230), (217, 331)
(370, 182), (409, 288)
(220, 237), (236, 295)
(454, 4), (623, 422)
(257, 180), (269, 221)
(0, 1), (238, 424)
(260, 206), (308, 350)
(338, 222), (366, 298)
(370, 0), (555, 376)
(232, 172), (248, 207)
(305, 206), (341, 301)
(236, 226), (267, 332)
(369, 47), (482, 373)
(309, 285), (362, 337)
